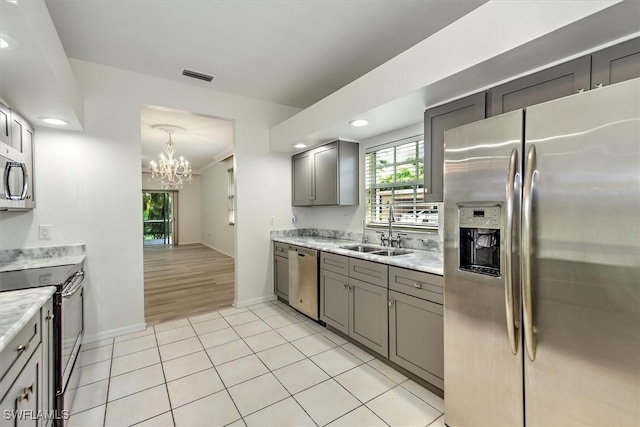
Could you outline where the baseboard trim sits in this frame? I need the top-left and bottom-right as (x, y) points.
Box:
(201, 241), (235, 258)
(234, 294), (277, 308)
(83, 322), (147, 344)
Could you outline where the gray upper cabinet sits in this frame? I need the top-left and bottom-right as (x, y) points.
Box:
(0, 102), (11, 147)
(10, 110), (35, 208)
(291, 140), (359, 207)
(423, 92), (486, 202)
(489, 56), (591, 116)
(591, 37), (640, 88)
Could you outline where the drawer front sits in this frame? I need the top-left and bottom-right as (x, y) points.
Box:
(0, 311), (41, 397)
(389, 266), (443, 304)
(349, 258), (388, 288)
(320, 252), (349, 276)
(274, 242), (290, 257)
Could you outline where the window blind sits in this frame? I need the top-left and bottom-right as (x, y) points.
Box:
(365, 135), (438, 229)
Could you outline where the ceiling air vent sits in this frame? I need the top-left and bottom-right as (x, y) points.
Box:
(180, 68), (214, 83)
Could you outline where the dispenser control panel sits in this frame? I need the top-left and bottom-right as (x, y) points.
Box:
(459, 206), (501, 229)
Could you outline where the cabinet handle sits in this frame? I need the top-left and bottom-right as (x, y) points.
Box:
(388, 299), (395, 307)
(343, 283), (347, 290)
(46, 312), (54, 321)
(18, 384), (34, 402)
(17, 342), (30, 353)
(595, 83), (604, 89)
(576, 88), (585, 93)
(413, 282), (422, 289)
(347, 286), (352, 292)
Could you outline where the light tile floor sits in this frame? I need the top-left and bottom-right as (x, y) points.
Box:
(69, 300), (445, 427)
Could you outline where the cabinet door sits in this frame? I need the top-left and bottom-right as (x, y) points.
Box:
(292, 151), (313, 206)
(21, 124), (34, 207)
(0, 348), (42, 427)
(0, 103), (10, 146)
(320, 269), (349, 334)
(424, 92), (486, 202)
(349, 278), (388, 357)
(41, 299), (54, 423)
(312, 143), (338, 205)
(490, 56), (591, 116)
(389, 290), (443, 389)
(591, 37), (640, 88)
(274, 255), (289, 301)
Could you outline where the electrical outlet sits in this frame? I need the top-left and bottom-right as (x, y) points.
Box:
(269, 216), (275, 225)
(39, 224), (53, 240)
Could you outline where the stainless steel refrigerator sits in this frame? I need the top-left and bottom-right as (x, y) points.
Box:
(443, 77), (640, 426)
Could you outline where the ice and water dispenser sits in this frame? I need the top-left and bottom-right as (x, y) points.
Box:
(459, 206), (501, 277)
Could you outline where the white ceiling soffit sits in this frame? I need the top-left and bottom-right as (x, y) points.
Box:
(44, 0), (487, 109)
(269, 0), (629, 152)
(0, 0), (84, 131)
(140, 105), (233, 172)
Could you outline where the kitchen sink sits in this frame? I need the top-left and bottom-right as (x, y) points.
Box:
(371, 249), (413, 256)
(341, 245), (382, 253)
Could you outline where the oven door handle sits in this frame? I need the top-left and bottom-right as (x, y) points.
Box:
(62, 271), (85, 299)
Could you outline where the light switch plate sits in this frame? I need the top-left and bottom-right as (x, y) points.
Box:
(39, 224), (53, 240)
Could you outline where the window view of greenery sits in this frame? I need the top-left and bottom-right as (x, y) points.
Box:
(365, 136), (438, 229)
(143, 192), (174, 245)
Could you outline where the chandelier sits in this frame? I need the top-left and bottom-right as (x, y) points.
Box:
(149, 125), (193, 189)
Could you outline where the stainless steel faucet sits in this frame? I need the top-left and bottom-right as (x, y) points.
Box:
(388, 204), (395, 244)
(362, 219), (368, 244)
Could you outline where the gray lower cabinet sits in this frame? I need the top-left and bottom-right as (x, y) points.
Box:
(424, 92), (486, 202)
(349, 277), (388, 358)
(389, 290), (444, 390)
(320, 253), (389, 357)
(489, 56), (591, 116)
(0, 346), (41, 427)
(319, 269), (349, 335)
(591, 37), (640, 88)
(273, 243), (290, 301)
(291, 140), (359, 207)
(0, 297), (52, 427)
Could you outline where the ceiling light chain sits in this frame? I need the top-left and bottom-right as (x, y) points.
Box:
(149, 130), (193, 189)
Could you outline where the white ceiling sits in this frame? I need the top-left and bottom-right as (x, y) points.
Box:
(140, 106), (233, 172)
(44, 0), (487, 109)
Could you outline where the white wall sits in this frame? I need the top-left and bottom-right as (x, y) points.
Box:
(141, 172), (202, 245)
(0, 59), (299, 337)
(201, 157), (234, 257)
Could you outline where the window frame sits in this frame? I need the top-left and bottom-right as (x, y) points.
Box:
(364, 134), (438, 231)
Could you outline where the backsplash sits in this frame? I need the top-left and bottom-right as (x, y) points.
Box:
(271, 228), (442, 252)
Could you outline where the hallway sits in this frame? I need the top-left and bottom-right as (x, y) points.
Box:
(144, 244), (234, 326)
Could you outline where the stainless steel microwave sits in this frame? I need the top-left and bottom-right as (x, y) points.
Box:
(1, 148), (30, 210)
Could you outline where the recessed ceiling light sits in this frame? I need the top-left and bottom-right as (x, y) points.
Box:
(294, 143), (307, 149)
(349, 119), (369, 127)
(0, 38), (8, 49)
(0, 33), (17, 49)
(41, 118), (69, 126)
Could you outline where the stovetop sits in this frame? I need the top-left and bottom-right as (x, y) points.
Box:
(0, 264), (79, 292)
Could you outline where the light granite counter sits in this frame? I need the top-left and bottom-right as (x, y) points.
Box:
(272, 236), (443, 276)
(0, 287), (56, 352)
(0, 244), (86, 272)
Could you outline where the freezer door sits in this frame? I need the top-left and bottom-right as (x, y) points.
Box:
(523, 78), (640, 426)
(443, 110), (524, 427)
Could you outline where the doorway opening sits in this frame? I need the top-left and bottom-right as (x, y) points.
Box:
(143, 191), (177, 246)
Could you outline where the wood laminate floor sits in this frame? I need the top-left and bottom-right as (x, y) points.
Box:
(144, 244), (235, 326)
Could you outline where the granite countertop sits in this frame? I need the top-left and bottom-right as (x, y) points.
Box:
(0, 287), (56, 353)
(0, 244), (86, 273)
(272, 236), (443, 276)
(0, 255), (86, 272)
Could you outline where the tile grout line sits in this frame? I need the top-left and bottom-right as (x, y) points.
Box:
(152, 323), (178, 427)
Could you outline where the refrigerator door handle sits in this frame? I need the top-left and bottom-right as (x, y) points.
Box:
(522, 144), (537, 361)
(504, 148), (519, 355)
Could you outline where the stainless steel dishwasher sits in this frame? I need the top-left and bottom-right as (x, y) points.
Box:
(288, 246), (319, 320)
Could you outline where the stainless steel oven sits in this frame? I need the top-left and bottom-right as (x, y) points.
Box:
(0, 262), (85, 427)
